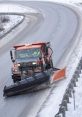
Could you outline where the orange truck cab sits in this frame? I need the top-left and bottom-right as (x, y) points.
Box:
(10, 42), (53, 83)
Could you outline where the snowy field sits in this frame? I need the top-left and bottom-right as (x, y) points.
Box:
(0, 15), (24, 38)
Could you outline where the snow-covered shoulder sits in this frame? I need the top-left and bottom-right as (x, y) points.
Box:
(0, 3), (40, 43)
(0, 15), (24, 38)
(0, 3), (38, 14)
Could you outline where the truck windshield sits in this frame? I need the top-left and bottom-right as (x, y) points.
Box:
(15, 48), (41, 59)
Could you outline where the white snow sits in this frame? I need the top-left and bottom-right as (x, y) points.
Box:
(0, 3), (39, 38)
(0, 3), (39, 45)
(66, 72), (82, 117)
(0, 15), (24, 38)
(0, 3), (38, 14)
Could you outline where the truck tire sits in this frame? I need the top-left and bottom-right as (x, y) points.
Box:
(13, 79), (17, 83)
(12, 75), (21, 83)
(50, 60), (53, 68)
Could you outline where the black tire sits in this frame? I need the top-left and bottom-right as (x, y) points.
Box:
(12, 75), (21, 83)
(45, 59), (53, 70)
(50, 59), (53, 68)
(41, 65), (44, 72)
(13, 79), (17, 83)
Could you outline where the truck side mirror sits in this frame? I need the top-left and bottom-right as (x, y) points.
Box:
(10, 50), (15, 63)
(12, 59), (15, 63)
(10, 50), (13, 59)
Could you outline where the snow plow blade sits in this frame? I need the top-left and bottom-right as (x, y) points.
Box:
(3, 72), (50, 97)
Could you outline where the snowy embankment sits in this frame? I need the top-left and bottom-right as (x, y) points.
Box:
(66, 72), (82, 117)
(66, 4), (82, 117)
(55, 31), (82, 117)
(0, 15), (24, 38)
(0, 4), (40, 49)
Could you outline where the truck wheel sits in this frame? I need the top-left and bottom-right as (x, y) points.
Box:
(13, 79), (17, 83)
(41, 64), (45, 72)
(12, 75), (21, 83)
(50, 60), (53, 68)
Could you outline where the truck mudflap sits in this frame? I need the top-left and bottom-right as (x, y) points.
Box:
(3, 72), (50, 97)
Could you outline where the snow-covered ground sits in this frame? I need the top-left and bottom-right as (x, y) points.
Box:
(66, 72), (82, 117)
(65, 3), (82, 117)
(0, 15), (24, 38)
(0, 3), (40, 48)
(0, 3), (38, 14)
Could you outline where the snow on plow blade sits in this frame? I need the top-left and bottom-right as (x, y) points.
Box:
(3, 72), (50, 97)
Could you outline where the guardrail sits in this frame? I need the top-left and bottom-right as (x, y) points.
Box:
(55, 57), (82, 117)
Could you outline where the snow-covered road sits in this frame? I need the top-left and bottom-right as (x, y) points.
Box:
(0, 2), (81, 117)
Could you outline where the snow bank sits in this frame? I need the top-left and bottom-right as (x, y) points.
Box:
(0, 15), (24, 38)
(66, 73), (82, 117)
(0, 3), (38, 14)
(0, 3), (39, 39)
(0, 3), (39, 47)
(65, 4), (82, 116)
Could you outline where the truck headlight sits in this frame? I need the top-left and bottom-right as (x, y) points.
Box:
(17, 63), (20, 67)
(12, 64), (19, 72)
(32, 62), (36, 65)
(14, 69), (18, 72)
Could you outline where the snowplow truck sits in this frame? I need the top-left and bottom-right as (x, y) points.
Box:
(3, 42), (66, 97)
(11, 42), (53, 83)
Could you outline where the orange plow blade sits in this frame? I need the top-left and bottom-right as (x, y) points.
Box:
(52, 67), (66, 82)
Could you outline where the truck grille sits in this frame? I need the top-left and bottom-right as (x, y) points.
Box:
(19, 62), (34, 71)
(21, 62), (32, 67)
